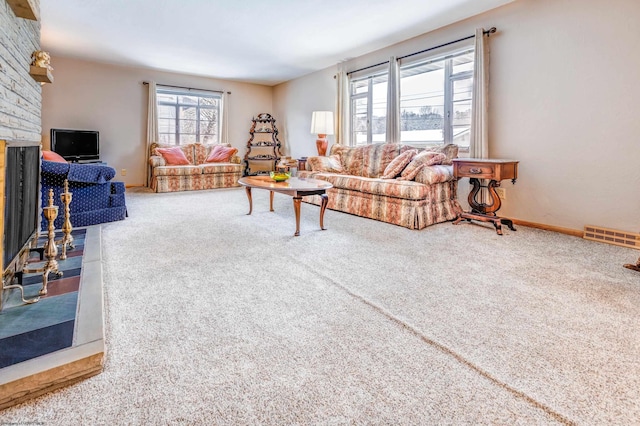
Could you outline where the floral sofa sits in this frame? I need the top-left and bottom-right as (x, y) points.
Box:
(297, 143), (461, 230)
(148, 142), (243, 193)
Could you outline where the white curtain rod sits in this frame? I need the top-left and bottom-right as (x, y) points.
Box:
(346, 27), (497, 76)
(143, 81), (230, 95)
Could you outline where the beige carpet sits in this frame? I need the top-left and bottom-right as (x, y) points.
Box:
(2, 187), (639, 425)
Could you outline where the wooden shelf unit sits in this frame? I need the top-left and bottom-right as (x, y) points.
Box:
(244, 113), (281, 176)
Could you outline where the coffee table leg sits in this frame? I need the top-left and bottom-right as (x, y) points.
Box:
(244, 187), (252, 215)
(293, 196), (302, 236)
(270, 191), (274, 212)
(320, 193), (328, 230)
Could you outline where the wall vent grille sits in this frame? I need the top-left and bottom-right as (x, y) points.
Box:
(584, 225), (640, 250)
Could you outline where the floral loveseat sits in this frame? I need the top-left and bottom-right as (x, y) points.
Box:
(297, 143), (461, 230)
(148, 143), (242, 193)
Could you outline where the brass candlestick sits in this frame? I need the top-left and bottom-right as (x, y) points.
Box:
(56, 179), (74, 260)
(24, 189), (63, 295)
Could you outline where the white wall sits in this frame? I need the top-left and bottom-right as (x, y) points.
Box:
(273, 67), (336, 159)
(273, 0), (640, 233)
(42, 57), (273, 186)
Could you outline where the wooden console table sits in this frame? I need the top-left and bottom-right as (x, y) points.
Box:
(452, 158), (519, 235)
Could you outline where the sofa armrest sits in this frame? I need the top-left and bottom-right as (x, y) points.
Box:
(414, 165), (455, 185)
(41, 160), (71, 176)
(67, 163), (116, 184)
(149, 155), (166, 167)
(303, 155), (327, 171)
(302, 155), (346, 173)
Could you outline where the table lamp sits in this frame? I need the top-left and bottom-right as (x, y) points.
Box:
(310, 111), (334, 156)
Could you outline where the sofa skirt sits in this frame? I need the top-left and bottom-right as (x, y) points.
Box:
(303, 180), (461, 230)
(151, 172), (242, 193)
(70, 206), (128, 228)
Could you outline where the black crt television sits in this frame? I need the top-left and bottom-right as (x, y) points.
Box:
(50, 128), (100, 162)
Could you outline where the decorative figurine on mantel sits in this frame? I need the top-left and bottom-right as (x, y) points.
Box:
(29, 50), (54, 84)
(31, 50), (54, 71)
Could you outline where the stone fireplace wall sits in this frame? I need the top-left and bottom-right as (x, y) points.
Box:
(0, 0), (42, 283)
(0, 0), (42, 142)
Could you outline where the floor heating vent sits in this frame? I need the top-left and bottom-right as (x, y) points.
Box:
(584, 225), (640, 250)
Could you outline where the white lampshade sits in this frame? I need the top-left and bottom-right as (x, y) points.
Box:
(310, 111), (334, 135)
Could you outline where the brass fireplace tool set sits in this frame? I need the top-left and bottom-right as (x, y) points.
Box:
(19, 180), (75, 300)
(56, 180), (75, 260)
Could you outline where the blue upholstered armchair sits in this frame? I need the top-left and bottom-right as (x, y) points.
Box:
(40, 160), (127, 230)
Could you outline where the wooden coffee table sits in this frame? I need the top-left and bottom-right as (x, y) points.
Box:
(238, 176), (333, 236)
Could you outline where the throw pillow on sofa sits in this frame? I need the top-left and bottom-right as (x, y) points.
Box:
(205, 145), (238, 163)
(399, 151), (447, 180)
(42, 150), (67, 163)
(155, 146), (191, 165)
(308, 155), (344, 173)
(380, 149), (418, 179)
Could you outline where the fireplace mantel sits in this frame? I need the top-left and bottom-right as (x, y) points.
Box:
(6, 0), (39, 21)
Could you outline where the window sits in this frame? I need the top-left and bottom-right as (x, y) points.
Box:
(156, 86), (222, 145)
(350, 72), (388, 146)
(399, 49), (474, 149)
(347, 48), (474, 149)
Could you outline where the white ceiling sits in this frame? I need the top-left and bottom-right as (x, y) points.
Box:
(40, 0), (513, 86)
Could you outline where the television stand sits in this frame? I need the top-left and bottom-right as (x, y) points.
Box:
(74, 160), (104, 164)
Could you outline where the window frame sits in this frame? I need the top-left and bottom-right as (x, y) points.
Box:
(349, 68), (388, 146)
(448, 67), (473, 150)
(398, 47), (474, 150)
(156, 86), (223, 146)
(346, 46), (474, 150)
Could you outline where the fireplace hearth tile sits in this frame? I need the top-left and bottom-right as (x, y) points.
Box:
(0, 230), (86, 356)
(41, 276), (81, 297)
(0, 292), (78, 340)
(21, 267), (81, 287)
(0, 226), (104, 410)
(0, 321), (75, 369)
